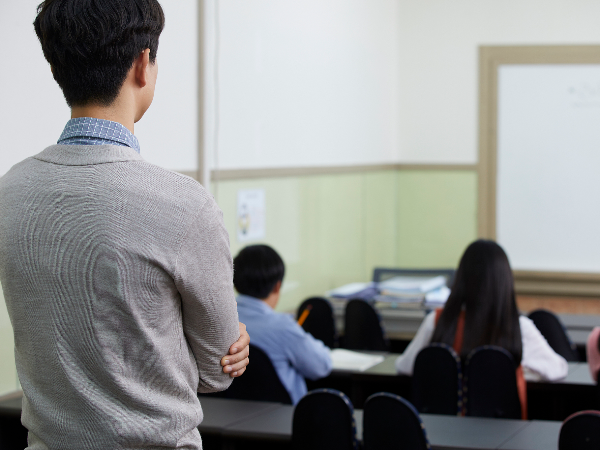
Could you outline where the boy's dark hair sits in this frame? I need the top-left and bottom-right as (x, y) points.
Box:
(34, 0), (165, 107)
(233, 245), (285, 300)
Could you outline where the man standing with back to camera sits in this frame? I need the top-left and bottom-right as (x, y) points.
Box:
(0, 1), (250, 448)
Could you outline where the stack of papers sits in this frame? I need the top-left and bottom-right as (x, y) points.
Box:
(378, 275), (446, 295)
(327, 282), (378, 300)
(330, 349), (385, 372)
(424, 286), (451, 307)
(327, 276), (452, 307)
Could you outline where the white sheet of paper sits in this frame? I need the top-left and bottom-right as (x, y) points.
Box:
(330, 349), (385, 372)
(327, 282), (373, 297)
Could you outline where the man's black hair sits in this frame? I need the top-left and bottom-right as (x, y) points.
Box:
(233, 245), (285, 300)
(34, 0), (165, 107)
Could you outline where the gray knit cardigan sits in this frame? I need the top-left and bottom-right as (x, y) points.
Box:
(0, 144), (239, 449)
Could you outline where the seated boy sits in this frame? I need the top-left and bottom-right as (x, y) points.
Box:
(234, 245), (333, 404)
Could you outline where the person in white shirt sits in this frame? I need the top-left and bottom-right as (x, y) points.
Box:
(396, 240), (568, 381)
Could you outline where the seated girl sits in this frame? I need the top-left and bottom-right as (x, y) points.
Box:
(395, 240), (568, 381)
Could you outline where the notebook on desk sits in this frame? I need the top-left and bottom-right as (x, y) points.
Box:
(330, 349), (385, 372)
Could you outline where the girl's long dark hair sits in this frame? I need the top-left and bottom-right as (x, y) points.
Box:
(431, 240), (522, 364)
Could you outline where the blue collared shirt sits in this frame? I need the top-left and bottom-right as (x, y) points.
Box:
(236, 295), (332, 404)
(58, 117), (141, 153)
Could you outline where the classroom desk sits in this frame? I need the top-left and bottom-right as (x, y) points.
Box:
(330, 299), (600, 346)
(221, 403), (295, 442)
(336, 354), (594, 387)
(559, 314), (600, 330)
(0, 391), (565, 450)
(197, 397), (282, 435)
(498, 420), (563, 450)
(0, 394), (21, 417)
(324, 354), (598, 419)
(222, 401), (559, 450)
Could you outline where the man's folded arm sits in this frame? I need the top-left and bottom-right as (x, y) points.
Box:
(174, 197), (240, 393)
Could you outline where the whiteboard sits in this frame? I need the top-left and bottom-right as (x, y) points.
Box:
(497, 65), (600, 273)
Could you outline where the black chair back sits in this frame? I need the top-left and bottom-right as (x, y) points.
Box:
(224, 344), (292, 404)
(0, 414), (28, 450)
(528, 309), (579, 362)
(464, 346), (521, 419)
(292, 389), (357, 450)
(344, 299), (389, 351)
(363, 393), (430, 450)
(296, 297), (337, 348)
(559, 410), (600, 450)
(412, 344), (462, 415)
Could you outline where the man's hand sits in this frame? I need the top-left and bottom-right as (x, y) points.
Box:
(221, 322), (250, 377)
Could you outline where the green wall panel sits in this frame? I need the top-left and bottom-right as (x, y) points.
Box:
(0, 287), (18, 396)
(213, 172), (399, 312)
(396, 170), (478, 269)
(364, 171), (399, 271)
(213, 169), (477, 312)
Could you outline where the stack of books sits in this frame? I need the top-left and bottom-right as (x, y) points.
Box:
(378, 275), (447, 303)
(327, 276), (451, 308)
(327, 282), (378, 300)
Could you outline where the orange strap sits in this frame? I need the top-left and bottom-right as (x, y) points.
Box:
(434, 308), (465, 354)
(434, 308), (528, 419)
(516, 366), (528, 420)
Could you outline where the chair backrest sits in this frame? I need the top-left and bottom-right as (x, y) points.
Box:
(292, 389), (358, 450)
(559, 410), (600, 450)
(0, 414), (28, 450)
(343, 299), (389, 351)
(223, 344), (292, 405)
(296, 297), (337, 348)
(464, 346), (521, 419)
(412, 344), (463, 415)
(372, 267), (456, 288)
(528, 309), (580, 362)
(363, 393), (431, 450)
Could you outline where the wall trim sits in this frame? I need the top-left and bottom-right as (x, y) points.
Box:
(210, 163), (477, 181)
(479, 45), (600, 297)
(514, 271), (600, 297)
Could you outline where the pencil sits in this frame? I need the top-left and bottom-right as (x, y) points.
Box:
(297, 305), (312, 326)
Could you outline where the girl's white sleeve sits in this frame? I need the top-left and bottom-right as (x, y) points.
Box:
(520, 316), (568, 381)
(395, 311), (437, 375)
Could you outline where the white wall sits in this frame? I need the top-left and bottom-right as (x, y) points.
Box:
(0, 1), (70, 176)
(136, 0), (198, 171)
(396, 0), (600, 164)
(204, 0), (400, 172)
(0, 0), (198, 176)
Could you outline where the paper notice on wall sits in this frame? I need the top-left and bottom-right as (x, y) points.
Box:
(237, 189), (266, 242)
